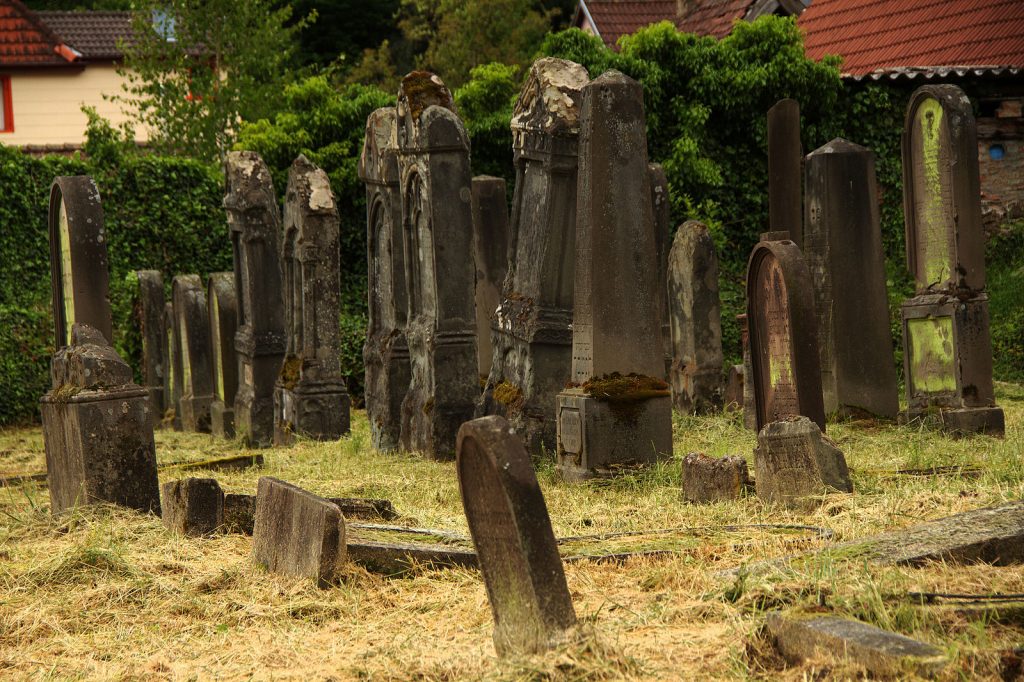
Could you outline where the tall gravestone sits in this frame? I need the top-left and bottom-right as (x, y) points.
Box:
(765, 98), (802, 245)
(803, 139), (899, 419)
(41, 177), (160, 515)
(457, 416), (576, 656)
(746, 240), (826, 432)
(172, 274), (215, 433)
(899, 85), (1004, 435)
(650, 163), (673, 379)
(395, 71), (479, 459)
(224, 151), (287, 448)
(132, 270), (165, 414)
(274, 155), (350, 444)
(208, 272), (238, 438)
(477, 57), (589, 455)
(163, 301), (181, 429)
(360, 107), (411, 452)
(668, 220), (724, 414)
(555, 71), (672, 480)
(471, 175), (510, 380)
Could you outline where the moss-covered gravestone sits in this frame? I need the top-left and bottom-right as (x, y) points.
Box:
(208, 273), (238, 439)
(360, 106), (411, 453)
(132, 270), (166, 414)
(163, 301), (181, 429)
(470, 175), (510, 380)
(457, 416), (576, 656)
(274, 155), (350, 445)
(899, 85), (1004, 435)
(555, 71), (672, 480)
(172, 275), (214, 433)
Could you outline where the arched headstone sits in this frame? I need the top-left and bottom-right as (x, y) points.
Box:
(172, 275), (214, 433)
(208, 272), (238, 439)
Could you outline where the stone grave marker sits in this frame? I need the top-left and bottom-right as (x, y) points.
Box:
(668, 220), (724, 414)
(650, 163), (673, 378)
(172, 274), (215, 433)
(395, 71), (478, 459)
(746, 240), (826, 431)
(738, 313), (757, 430)
(132, 270), (165, 414)
(754, 416), (852, 508)
(360, 106), (411, 452)
(765, 98), (802, 245)
(274, 155), (350, 445)
(457, 416), (576, 656)
(162, 478), (224, 536)
(804, 139), (899, 419)
(681, 453), (749, 504)
(477, 57), (589, 455)
(207, 272), (238, 438)
(555, 71), (672, 480)
(163, 301), (181, 429)
(471, 175), (510, 380)
(899, 85), (1003, 435)
(224, 151), (287, 447)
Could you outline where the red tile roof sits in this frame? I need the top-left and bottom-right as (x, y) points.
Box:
(0, 0), (76, 66)
(580, 0), (677, 47)
(36, 11), (134, 60)
(677, 0), (754, 39)
(799, 0), (1024, 77)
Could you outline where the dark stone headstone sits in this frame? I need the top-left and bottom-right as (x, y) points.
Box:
(477, 57), (589, 455)
(224, 151), (287, 448)
(681, 453), (749, 504)
(132, 270), (165, 414)
(274, 155), (350, 445)
(555, 71), (672, 480)
(163, 301), (181, 430)
(395, 71), (479, 459)
(724, 365), (744, 410)
(754, 416), (851, 508)
(360, 106), (411, 452)
(668, 220), (724, 414)
(471, 175), (510, 380)
(172, 275), (214, 433)
(161, 478), (224, 536)
(650, 163), (672, 379)
(208, 272), (238, 439)
(457, 416), (576, 656)
(765, 98), (802, 246)
(746, 240), (826, 432)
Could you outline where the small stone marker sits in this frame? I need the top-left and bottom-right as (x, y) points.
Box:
(754, 416), (852, 507)
(163, 301), (181, 430)
(681, 453), (749, 504)
(765, 98), (802, 245)
(161, 478), (224, 536)
(224, 151), (287, 448)
(172, 275), (215, 433)
(207, 272), (239, 438)
(668, 220), (724, 414)
(252, 477), (346, 586)
(274, 155), (350, 445)
(457, 416), (577, 656)
(471, 175), (510, 380)
(724, 365), (744, 410)
(766, 611), (948, 678)
(132, 270), (166, 414)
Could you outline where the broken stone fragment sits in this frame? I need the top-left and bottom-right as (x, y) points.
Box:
(681, 452), (749, 504)
(754, 416), (852, 507)
(161, 478), (224, 536)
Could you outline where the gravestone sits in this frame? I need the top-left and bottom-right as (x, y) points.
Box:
(360, 107), (411, 452)
(163, 301), (181, 429)
(899, 85), (1003, 435)
(555, 71), (672, 480)
(668, 220), (724, 414)
(804, 139), (899, 419)
(172, 274), (215, 433)
(477, 57), (589, 455)
(746, 240), (826, 431)
(224, 151), (287, 448)
(207, 272), (238, 438)
(738, 314), (757, 430)
(395, 71), (479, 459)
(765, 98), (802, 245)
(132, 270), (165, 414)
(650, 163), (673, 379)
(457, 416), (576, 656)
(161, 478), (224, 536)
(681, 453), (749, 504)
(754, 416), (851, 508)
(274, 155), (350, 445)
(471, 175), (510, 380)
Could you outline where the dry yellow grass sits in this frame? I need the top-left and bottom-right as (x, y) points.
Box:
(0, 383), (1022, 680)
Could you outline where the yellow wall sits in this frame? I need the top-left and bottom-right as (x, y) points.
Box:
(2, 63), (148, 147)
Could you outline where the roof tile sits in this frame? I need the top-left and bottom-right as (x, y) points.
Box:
(0, 0), (72, 66)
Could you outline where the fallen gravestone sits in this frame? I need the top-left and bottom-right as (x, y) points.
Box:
(457, 416), (577, 656)
(173, 275), (215, 433)
(765, 98), (802, 245)
(161, 478), (224, 536)
(132, 270), (166, 414)
(207, 272), (239, 438)
(681, 453), (749, 504)
(754, 416), (851, 508)
(471, 175), (510, 381)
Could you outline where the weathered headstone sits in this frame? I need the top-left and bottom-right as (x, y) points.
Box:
(252, 476), (346, 586)
(477, 57), (589, 455)
(650, 163), (673, 379)
(274, 155), (350, 445)
(457, 416), (576, 656)
(172, 274), (214, 433)
(471, 175), (510, 380)
(765, 98), (802, 245)
(224, 151), (287, 448)
(360, 107), (411, 452)
(681, 452), (749, 504)
(132, 270), (165, 414)
(803, 139), (899, 419)
(724, 365), (744, 410)
(754, 416), (851, 507)
(899, 85), (1004, 435)
(555, 71), (672, 480)
(161, 478), (224, 536)
(395, 71), (479, 459)
(746, 240), (826, 432)
(163, 301), (181, 429)
(668, 220), (724, 414)
(207, 272), (239, 439)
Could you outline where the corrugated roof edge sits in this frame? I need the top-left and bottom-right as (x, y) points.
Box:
(845, 65), (1024, 81)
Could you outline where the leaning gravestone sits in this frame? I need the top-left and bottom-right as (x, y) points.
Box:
(457, 416), (576, 656)
(360, 107), (411, 452)
(395, 71), (478, 459)
(274, 155), (350, 444)
(746, 240), (826, 431)
(899, 85), (1003, 435)
(803, 139), (898, 419)
(172, 274), (215, 433)
(668, 220), (724, 414)
(765, 98), (802, 245)
(471, 175), (510, 381)
(208, 272), (239, 438)
(224, 151), (287, 447)
(555, 71), (672, 480)
(163, 301), (181, 429)
(132, 270), (165, 414)
(477, 57), (589, 455)
(754, 416), (851, 508)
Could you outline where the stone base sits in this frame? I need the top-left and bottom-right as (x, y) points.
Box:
(555, 388), (672, 481)
(899, 405), (1005, 437)
(211, 400), (235, 439)
(681, 452), (749, 503)
(274, 383), (351, 446)
(179, 394), (213, 433)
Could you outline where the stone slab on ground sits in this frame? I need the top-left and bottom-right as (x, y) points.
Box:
(161, 478), (224, 536)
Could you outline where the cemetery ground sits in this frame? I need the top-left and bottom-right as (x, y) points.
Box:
(0, 386), (1023, 680)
